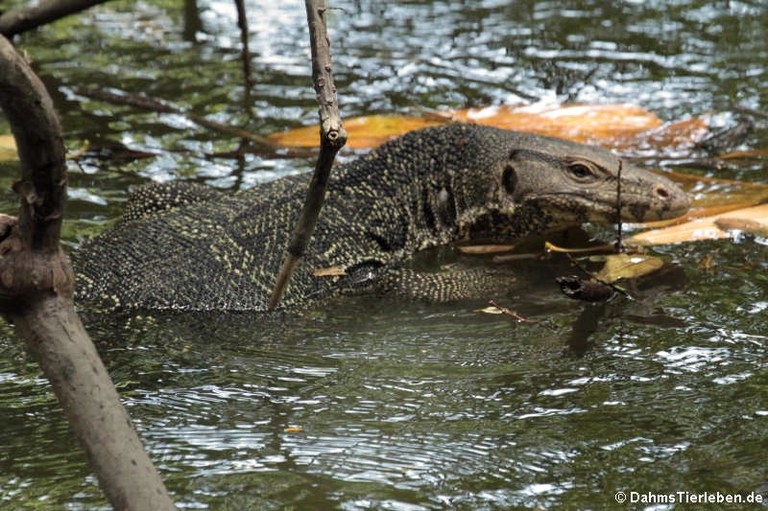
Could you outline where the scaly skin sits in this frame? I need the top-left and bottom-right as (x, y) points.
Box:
(74, 123), (689, 311)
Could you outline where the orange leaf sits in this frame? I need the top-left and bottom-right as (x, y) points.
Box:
(452, 103), (662, 145)
(268, 114), (445, 149)
(266, 103), (712, 154)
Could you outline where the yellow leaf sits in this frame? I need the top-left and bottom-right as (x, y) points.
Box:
(594, 254), (664, 283)
(0, 134), (18, 161)
(283, 426), (303, 433)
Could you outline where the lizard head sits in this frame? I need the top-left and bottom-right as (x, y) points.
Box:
(455, 136), (689, 241)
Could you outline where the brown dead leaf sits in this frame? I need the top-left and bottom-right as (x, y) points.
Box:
(636, 172), (768, 229)
(714, 217), (768, 237)
(267, 103), (712, 154)
(268, 114), (444, 149)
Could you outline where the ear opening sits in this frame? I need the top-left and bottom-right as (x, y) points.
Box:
(502, 164), (517, 194)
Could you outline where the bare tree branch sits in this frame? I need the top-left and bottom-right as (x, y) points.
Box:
(0, 0), (112, 37)
(0, 35), (176, 510)
(234, 0), (255, 94)
(268, 0), (347, 309)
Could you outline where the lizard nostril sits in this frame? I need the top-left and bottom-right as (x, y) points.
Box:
(655, 186), (670, 199)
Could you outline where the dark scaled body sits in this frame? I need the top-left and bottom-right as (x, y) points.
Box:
(74, 123), (688, 311)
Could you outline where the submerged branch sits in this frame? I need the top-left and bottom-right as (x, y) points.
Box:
(75, 87), (277, 147)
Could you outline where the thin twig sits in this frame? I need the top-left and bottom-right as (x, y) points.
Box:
(487, 299), (538, 323)
(616, 159), (623, 252)
(268, 0), (347, 309)
(233, 0), (255, 99)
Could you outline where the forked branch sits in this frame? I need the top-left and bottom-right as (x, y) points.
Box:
(0, 35), (176, 511)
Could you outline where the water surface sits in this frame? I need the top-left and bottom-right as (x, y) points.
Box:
(1, 0), (766, 509)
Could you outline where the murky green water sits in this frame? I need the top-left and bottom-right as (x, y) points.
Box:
(1, 0), (767, 509)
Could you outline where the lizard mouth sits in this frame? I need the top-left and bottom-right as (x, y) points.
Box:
(531, 188), (690, 224)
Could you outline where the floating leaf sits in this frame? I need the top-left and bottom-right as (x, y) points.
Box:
(283, 426), (303, 433)
(268, 114), (444, 149)
(620, 115), (711, 154)
(714, 217), (768, 237)
(627, 204), (768, 245)
(267, 103), (712, 154)
(594, 253), (664, 282)
(453, 103), (663, 145)
(718, 149), (768, 160)
(632, 172), (768, 230)
(0, 134), (17, 161)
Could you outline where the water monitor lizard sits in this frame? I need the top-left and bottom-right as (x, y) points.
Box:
(74, 123), (689, 311)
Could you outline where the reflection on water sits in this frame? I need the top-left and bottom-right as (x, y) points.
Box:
(1, 0), (767, 509)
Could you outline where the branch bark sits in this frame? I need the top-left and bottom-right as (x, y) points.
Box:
(0, 35), (176, 510)
(0, 0), (112, 38)
(268, 0), (347, 309)
(233, 0), (254, 94)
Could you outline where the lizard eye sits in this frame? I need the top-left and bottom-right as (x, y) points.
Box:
(567, 162), (596, 180)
